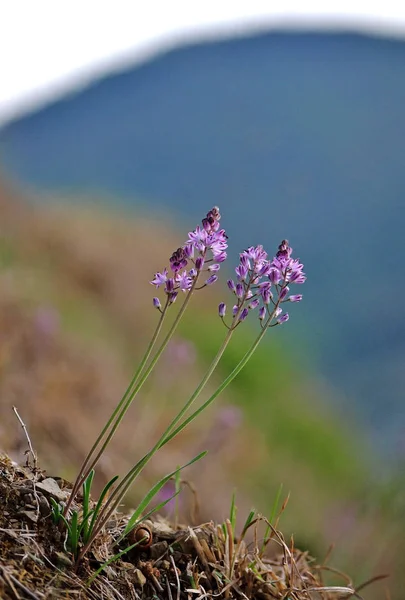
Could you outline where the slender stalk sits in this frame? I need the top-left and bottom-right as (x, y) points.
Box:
(66, 272), (202, 516)
(159, 304), (280, 447)
(64, 298), (169, 516)
(78, 292), (247, 560)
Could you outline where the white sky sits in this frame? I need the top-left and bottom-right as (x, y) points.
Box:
(1, 0), (405, 125)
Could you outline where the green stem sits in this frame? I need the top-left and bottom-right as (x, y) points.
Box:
(78, 296), (244, 559)
(66, 273), (202, 517)
(64, 297), (169, 516)
(159, 305), (280, 447)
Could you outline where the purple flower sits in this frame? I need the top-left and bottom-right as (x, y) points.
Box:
(195, 256), (205, 271)
(239, 308), (249, 322)
(151, 207), (227, 303)
(187, 226), (208, 252)
(269, 240), (306, 286)
(289, 294), (303, 303)
(206, 274), (218, 286)
(183, 244), (194, 259)
(170, 248), (188, 273)
(268, 268), (282, 285)
(202, 206), (221, 233)
(150, 268), (168, 288)
(153, 297), (161, 310)
(235, 283), (244, 299)
(165, 278), (175, 294)
(176, 270), (192, 292)
(259, 282), (272, 304)
(235, 264), (248, 281)
(232, 305), (238, 316)
(209, 263), (220, 272)
(213, 250), (227, 263)
(225, 239), (305, 328)
(218, 302), (226, 318)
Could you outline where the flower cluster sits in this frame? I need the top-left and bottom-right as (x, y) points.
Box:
(219, 239), (305, 326)
(151, 207), (228, 308)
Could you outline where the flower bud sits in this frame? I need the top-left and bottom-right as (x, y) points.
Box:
(206, 274), (218, 286)
(195, 257), (205, 271)
(218, 302), (226, 318)
(153, 297), (161, 310)
(239, 308), (249, 322)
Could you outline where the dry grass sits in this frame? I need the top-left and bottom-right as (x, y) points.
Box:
(1, 454), (376, 600)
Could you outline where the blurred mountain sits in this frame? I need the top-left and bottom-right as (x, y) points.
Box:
(0, 31), (405, 456)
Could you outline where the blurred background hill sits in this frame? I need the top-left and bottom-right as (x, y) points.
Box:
(1, 31), (404, 459)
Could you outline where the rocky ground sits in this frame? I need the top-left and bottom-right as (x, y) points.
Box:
(0, 454), (364, 600)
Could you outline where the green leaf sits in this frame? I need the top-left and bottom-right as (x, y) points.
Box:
(241, 509), (256, 536)
(81, 470), (95, 541)
(123, 451), (206, 536)
(261, 483), (283, 554)
(229, 490), (237, 533)
(87, 475), (119, 540)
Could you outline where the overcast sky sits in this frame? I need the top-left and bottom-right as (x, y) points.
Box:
(1, 0), (405, 125)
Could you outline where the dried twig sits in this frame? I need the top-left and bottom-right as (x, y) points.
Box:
(0, 564), (41, 600)
(12, 406), (38, 470)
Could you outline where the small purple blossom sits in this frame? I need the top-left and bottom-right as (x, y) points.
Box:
(239, 308), (249, 322)
(278, 313), (290, 324)
(289, 294), (303, 303)
(269, 268), (282, 284)
(218, 302), (226, 318)
(151, 207), (227, 305)
(150, 268), (168, 288)
(212, 249), (227, 263)
(235, 283), (244, 299)
(195, 256), (205, 271)
(270, 240), (306, 286)
(206, 274), (218, 286)
(235, 264), (248, 281)
(169, 248), (188, 273)
(224, 240), (305, 328)
(153, 297), (161, 310)
(165, 278), (175, 294)
(176, 271), (192, 292)
(208, 263), (221, 272)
